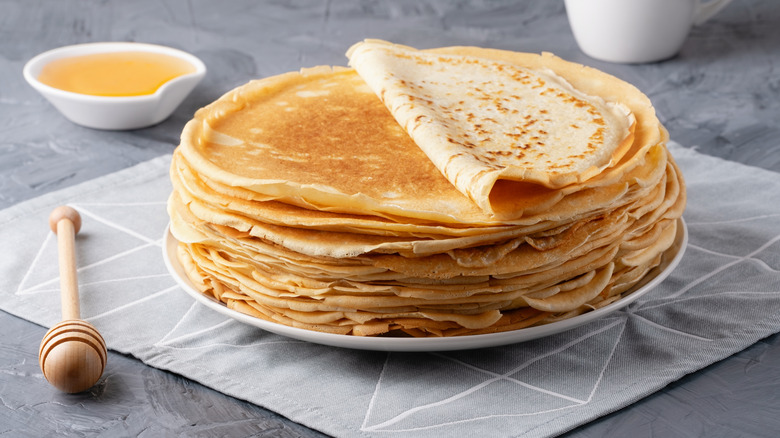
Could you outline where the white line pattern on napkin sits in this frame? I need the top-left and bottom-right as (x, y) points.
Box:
(2, 147), (780, 438)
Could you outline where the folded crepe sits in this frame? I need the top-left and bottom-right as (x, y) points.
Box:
(347, 40), (644, 217)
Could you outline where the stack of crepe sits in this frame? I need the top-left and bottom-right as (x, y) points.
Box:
(167, 40), (686, 337)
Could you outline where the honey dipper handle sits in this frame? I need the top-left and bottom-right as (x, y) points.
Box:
(49, 206), (82, 321)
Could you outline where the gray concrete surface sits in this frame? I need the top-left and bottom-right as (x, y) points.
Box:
(1, 1), (779, 436)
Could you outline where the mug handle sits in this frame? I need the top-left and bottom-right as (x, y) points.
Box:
(693, 0), (733, 26)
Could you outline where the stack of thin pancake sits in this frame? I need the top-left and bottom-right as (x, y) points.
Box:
(168, 40), (686, 337)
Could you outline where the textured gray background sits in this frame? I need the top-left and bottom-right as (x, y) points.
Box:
(1, 0), (779, 436)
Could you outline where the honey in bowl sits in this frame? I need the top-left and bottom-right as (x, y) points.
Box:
(37, 51), (196, 97)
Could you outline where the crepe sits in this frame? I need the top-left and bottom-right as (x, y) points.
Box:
(347, 40), (640, 216)
(167, 41), (686, 337)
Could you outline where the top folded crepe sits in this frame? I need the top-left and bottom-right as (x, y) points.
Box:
(347, 40), (641, 216)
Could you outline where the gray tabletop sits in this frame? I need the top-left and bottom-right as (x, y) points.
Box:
(2, 1), (779, 436)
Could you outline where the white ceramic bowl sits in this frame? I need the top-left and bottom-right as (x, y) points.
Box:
(23, 42), (206, 130)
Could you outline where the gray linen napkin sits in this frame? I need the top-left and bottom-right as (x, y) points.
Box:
(1, 142), (779, 438)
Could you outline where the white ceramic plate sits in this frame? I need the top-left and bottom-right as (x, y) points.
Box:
(162, 219), (687, 352)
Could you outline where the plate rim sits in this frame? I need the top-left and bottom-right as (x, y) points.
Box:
(161, 218), (687, 352)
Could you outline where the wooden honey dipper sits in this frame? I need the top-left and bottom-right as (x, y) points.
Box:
(39, 206), (107, 393)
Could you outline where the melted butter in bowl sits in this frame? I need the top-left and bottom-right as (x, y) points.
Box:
(23, 42), (206, 130)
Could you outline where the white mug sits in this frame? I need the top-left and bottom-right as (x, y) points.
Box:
(564, 0), (733, 63)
